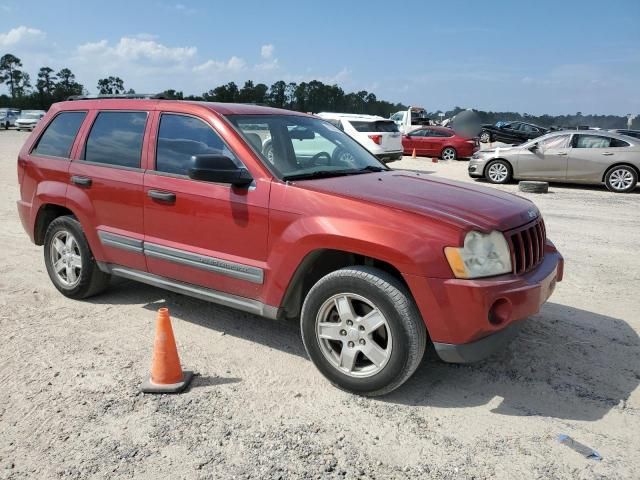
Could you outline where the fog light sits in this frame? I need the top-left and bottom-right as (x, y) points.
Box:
(488, 298), (512, 326)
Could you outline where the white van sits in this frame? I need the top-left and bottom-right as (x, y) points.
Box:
(316, 112), (403, 163)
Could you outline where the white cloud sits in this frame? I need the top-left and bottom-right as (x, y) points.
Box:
(261, 44), (274, 60)
(0, 26), (46, 48)
(193, 56), (247, 73)
(76, 37), (197, 64)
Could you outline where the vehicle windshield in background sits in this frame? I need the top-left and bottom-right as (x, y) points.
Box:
(20, 113), (42, 120)
(349, 120), (399, 133)
(227, 115), (387, 181)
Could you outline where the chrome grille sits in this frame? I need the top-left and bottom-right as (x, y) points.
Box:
(506, 218), (546, 274)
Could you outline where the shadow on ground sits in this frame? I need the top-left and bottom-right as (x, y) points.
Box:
(92, 282), (639, 421)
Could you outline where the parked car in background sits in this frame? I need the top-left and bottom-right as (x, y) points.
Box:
(316, 113), (403, 163)
(468, 130), (640, 193)
(390, 106), (431, 134)
(17, 97), (563, 395)
(0, 108), (20, 129)
(402, 126), (479, 160)
(479, 121), (548, 144)
(15, 110), (46, 131)
(610, 129), (640, 140)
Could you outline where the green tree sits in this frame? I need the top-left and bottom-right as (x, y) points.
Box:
(0, 54), (24, 98)
(54, 68), (84, 100)
(97, 76), (125, 95)
(268, 80), (287, 107)
(36, 67), (57, 96)
(13, 71), (31, 97)
(203, 82), (239, 102)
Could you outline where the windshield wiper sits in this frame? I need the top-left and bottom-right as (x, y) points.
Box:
(283, 165), (390, 181)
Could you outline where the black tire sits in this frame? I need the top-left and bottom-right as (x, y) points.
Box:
(519, 181), (548, 193)
(479, 130), (491, 143)
(43, 216), (111, 299)
(485, 159), (513, 184)
(262, 142), (275, 165)
(300, 266), (427, 396)
(3, 122), (9, 130)
(441, 147), (457, 161)
(604, 165), (638, 193)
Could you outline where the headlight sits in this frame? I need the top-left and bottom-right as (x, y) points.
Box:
(445, 231), (512, 279)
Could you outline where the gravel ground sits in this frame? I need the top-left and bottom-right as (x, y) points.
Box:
(1, 129), (639, 479)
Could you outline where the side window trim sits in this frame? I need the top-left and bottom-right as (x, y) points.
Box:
(80, 110), (149, 169)
(30, 110), (88, 160)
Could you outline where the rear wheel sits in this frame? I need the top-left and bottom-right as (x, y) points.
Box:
(301, 266), (426, 396)
(485, 159), (512, 184)
(605, 166), (637, 193)
(441, 147), (457, 161)
(44, 216), (111, 299)
(480, 130), (491, 143)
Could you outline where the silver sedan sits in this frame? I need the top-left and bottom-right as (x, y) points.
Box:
(468, 131), (640, 193)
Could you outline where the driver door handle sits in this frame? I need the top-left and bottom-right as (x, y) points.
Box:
(602, 152), (614, 156)
(148, 190), (176, 203)
(557, 152), (568, 156)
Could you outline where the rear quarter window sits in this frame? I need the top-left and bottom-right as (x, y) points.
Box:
(32, 111), (87, 158)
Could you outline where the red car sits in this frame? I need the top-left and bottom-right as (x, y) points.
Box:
(402, 126), (479, 160)
(17, 97), (563, 396)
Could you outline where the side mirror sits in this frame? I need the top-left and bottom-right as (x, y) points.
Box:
(529, 143), (539, 151)
(188, 154), (253, 187)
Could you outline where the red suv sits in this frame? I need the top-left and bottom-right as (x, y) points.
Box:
(16, 98), (563, 396)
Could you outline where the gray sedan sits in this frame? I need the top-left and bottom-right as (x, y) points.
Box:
(468, 131), (640, 193)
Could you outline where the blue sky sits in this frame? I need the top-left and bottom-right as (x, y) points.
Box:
(1, 0), (638, 115)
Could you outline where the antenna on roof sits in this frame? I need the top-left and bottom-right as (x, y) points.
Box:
(66, 93), (169, 101)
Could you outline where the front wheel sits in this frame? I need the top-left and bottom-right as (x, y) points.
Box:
(44, 216), (111, 299)
(605, 166), (637, 193)
(301, 266), (427, 396)
(479, 130), (491, 143)
(485, 159), (512, 184)
(441, 147), (457, 161)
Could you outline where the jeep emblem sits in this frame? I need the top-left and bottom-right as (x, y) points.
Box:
(527, 209), (537, 219)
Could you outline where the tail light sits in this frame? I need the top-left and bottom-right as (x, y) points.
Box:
(368, 134), (382, 145)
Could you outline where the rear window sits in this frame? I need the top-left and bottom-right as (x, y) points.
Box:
(349, 120), (399, 133)
(83, 111), (147, 168)
(32, 111), (86, 158)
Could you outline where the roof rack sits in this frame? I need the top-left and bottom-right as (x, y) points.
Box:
(66, 93), (168, 101)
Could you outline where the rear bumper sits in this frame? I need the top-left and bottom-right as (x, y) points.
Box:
(376, 151), (403, 163)
(404, 242), (563, 363)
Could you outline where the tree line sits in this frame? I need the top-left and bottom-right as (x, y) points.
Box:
(1, 52), (637, 129)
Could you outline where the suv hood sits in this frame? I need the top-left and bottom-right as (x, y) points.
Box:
(297, 171), (539, 232)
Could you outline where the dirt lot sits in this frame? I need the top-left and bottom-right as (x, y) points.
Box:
(1, 129), (639, 479)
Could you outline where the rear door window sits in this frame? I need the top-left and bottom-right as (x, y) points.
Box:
(573, 135), (610, 149)
(83, 112), (147, 168)
(32, 111), (87, 158)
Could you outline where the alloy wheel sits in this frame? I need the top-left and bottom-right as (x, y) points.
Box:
(488, 162), (509, 182)
(609, 168), (634, 191)
(315, 293), (392, 378)
(49, 230), (82, 287)
(442, 148), (456, 160)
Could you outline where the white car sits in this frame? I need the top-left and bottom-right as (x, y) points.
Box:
(0, 109), (20, 129)
(15, 110), (46, 131)
(316, 113), (403, 163)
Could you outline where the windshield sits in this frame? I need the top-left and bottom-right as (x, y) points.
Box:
(226, 114), (387, 180)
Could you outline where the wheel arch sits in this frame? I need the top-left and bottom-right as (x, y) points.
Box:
(33, 203), (75, 245)
(278, 248), (410, 321)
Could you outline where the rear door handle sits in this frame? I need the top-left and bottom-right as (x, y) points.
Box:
(602, 152), (614, 156)
(148, 189), (176, 203)
(71, 175), (92, 187)
(557, 152), (568, 156)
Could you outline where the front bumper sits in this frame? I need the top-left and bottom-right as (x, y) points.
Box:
(468, 160), (486, 178)
(404, 243), (563, 363)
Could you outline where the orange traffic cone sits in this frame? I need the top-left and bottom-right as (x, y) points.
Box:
(411, 148), (416, 159)
(141, 308), (193, 393)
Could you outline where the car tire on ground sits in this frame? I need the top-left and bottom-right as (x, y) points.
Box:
(3, 122), (9, 130)
(300, 266), (427, 397)
(479, 130), (491, 143)
(604, 165), (638, 193)
(332, 147), (357, 166)
(441, 147), (457, 161)
(43, 215), (111, 299)
(485, 159), (513, 184)
(519, 181), (549, 193)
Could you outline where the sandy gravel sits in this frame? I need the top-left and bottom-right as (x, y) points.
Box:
(1, 129), (639, 479)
